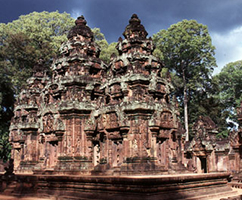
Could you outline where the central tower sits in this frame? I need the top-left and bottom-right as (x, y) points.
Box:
(86, 14), (181, 174)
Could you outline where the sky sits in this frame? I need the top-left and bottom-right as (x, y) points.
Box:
(1, 0), (242, 74)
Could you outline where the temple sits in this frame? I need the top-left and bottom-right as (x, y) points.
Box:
(2, 14), (242, 199)
(9, 14), (183, 175)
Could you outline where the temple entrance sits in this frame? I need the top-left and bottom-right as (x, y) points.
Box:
(199, 157), (207, 173)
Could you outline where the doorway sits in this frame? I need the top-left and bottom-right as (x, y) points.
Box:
(199, 157), (207, 173)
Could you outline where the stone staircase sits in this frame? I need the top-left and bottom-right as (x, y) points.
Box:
(185, 190), (239, 200)
(2, 181), (17, 196)
(221, 174), (242, 200)
(229, 174), (242, 189)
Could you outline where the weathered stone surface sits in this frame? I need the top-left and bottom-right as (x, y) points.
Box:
(0, 173), (234, 200)
(229, 102), (242, 187)
(9, 14), (184, 175)
(0, 160), (5, 173)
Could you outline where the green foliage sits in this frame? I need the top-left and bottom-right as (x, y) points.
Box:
(213, 60), (242, 125)
(153, 20), (216, 138)
(2, 11), (74, 51)
(153, 19), (216, 95)
(0, 11), (74, 93)
(188, 88), (230, 135)
(92, 28), (118, 63)
(100, 42), (118, 64)
(0, 68), (14, 125)
(0, 127), (11, 162)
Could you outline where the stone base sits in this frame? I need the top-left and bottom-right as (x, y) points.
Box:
(33, 160), (94, 175)
(17, 161), (38, 174)
(119, 162), (168, 175)
(92, 159), (176, 176)
(0, 172), (234, 200)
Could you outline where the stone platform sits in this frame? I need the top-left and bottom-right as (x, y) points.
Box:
(0, 172), (236, 200)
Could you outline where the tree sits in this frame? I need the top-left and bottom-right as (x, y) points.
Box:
(0, 11), (75, 93)
(188, 80), (230, 137)
(153, 20), (216, 141)
(213, 60), (242, 127)
(0, 75), (13, 161)
(92, 28), (118, 63)
(0, 128), (11, 162)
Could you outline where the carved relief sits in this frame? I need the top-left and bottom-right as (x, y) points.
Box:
(43, 114), (54, 133)
(160, 111), (173, 128)
(156, 83), (166, 94)
(101, 112), (119, 130)
(113, 60), (126, 75)
(110, 84), (122, 98)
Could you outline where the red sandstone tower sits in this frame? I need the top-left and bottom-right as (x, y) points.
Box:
(85, 14), (182, 174)
(9, 14), (183, 175)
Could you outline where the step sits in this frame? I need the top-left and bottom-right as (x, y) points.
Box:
(3, 182), (17, 195)
(184, 190), (239, 200)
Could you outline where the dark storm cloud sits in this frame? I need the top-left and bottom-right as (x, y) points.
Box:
(0, 0), (73, 23)
(170, 0), (242, 33)
(73, 0), (242, 42)
(1, 0), (242, 41)
(1, 0), (242, 70)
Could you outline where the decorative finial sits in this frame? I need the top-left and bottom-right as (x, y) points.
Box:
(129, 14), (141, 25)
(75, 15), (87, 26)
(67, 15), (94, 40)
(123, 14), (148, 39)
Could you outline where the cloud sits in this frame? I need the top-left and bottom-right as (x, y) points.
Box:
(68, 0), (242, 76)
(70, 9), (83, 20)
(211, 26), (242, 74)
(1, 0), (241, 76)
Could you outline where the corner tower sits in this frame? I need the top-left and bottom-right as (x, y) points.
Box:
(10, 16), (107, 174)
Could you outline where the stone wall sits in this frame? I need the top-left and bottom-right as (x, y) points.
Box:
(0, 173), (233, 200)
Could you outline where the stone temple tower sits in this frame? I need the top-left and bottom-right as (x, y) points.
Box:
(9, 14), (184, 175)
(86, 14), (181, 174)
